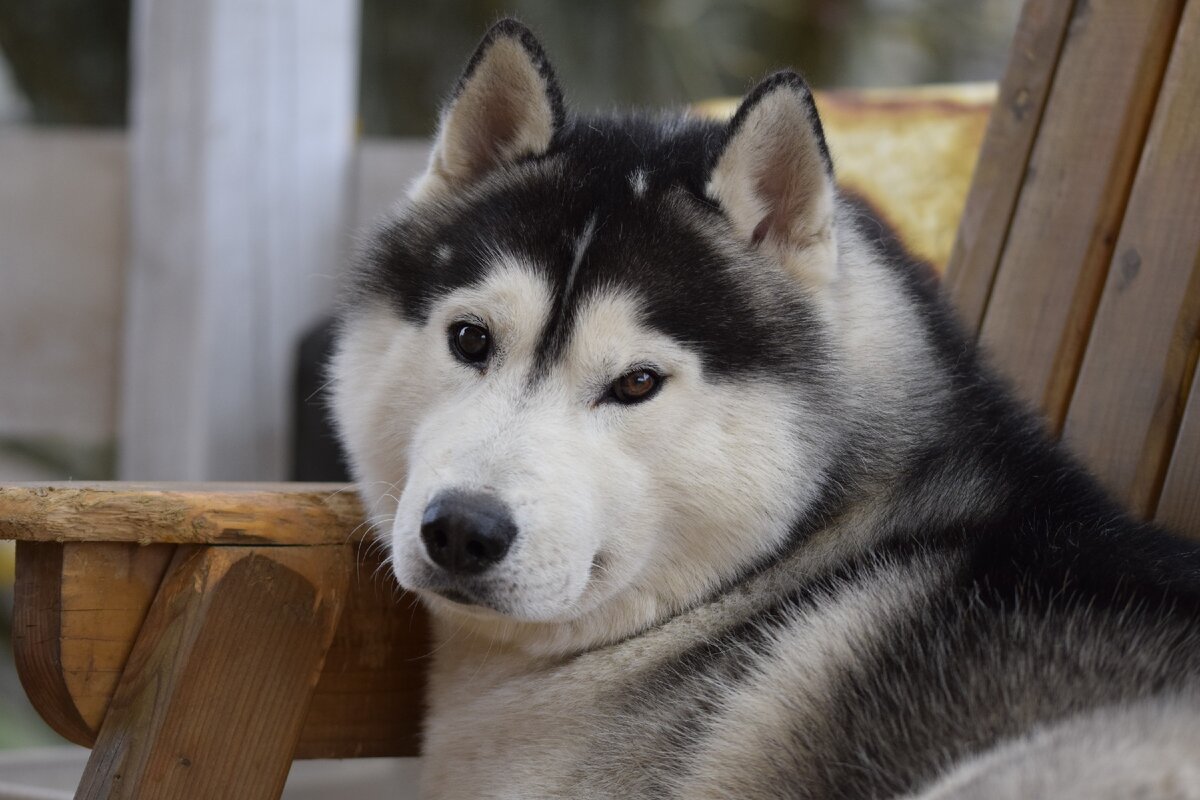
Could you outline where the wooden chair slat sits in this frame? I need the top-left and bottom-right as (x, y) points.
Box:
(296, 561), (429, 759)
(13, 541), (428, 759)
(60, 543), (176, 730)
(1157, 374), (1200, 538)
(76, 546), (349, 799)
(1061, 2), (1200, 517)
(944, 0), (1075, 331)
(0, 483), (362, 545)
(977, 0), (1185, 425)
(12, 542), (96, 747)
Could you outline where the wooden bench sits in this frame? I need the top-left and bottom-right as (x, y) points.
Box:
(2, 485), (428, 797)
(2, 0), (1199, 796)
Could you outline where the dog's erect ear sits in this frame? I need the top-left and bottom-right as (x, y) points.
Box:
(411, 19), (564, 201)
(707, 71), (837, 289)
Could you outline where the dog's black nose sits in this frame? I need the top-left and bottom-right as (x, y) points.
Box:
(420, 490), (518, 575)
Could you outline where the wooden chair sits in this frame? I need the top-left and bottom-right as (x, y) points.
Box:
(946, 0), (1200, 531)
(2, 485), (429, 798)
(3, 0), (1198, 796)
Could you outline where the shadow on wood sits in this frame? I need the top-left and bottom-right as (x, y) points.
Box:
(13, 539), (430, 761)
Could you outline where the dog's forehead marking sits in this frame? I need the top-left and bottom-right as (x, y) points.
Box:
(565, 214), (597, 302)
(526, 213), (602, 377)
(462, 254), (662, 389)
(390, 149), (819, 383)
(630, 169), (648, 197)
(564, 288), (662, 373)
(451, 254), (553, 342)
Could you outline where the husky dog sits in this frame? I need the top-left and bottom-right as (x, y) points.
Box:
(331, 19), (1200, 800)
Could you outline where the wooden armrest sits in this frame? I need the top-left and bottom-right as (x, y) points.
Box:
(0, 482), (364, 545)
(2, 482), (428, 760)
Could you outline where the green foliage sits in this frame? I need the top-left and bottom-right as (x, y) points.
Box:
(0, 0), (1020, 134)
(0, 0), (129, 124)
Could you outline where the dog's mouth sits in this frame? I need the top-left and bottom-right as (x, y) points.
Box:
(424, 583), (504, 615)
(433, 587), (475, 605)
(399, 535), (501, 611)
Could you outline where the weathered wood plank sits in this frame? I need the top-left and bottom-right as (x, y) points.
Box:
(1157, 375), (1200, 539)
(120, 0), (360, 481)
(297, 570), (428, 759)
(1061, 1), (1200, 516)
(0, 483), (363, 545)
(60, 543), (177, 729)
(11, 540), (429, 759)
(978, 0), (1185, 425)
(943, 0), (1075, 331)
(76, 546), (349, 799)
(12, 542), (95, 747)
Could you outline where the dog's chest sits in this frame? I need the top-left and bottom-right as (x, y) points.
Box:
(415, 560), (943, 799)
(418, 648), (616, 799)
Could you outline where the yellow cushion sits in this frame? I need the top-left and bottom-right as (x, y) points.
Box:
(695, 83), (995, 272)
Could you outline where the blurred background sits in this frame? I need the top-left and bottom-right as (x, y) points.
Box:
(0, 0), (1020, 753)
(1, 0), (1021, 133)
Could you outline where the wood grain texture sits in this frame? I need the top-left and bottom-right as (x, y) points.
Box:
(978, 0), (1185, 424)
(943, 0), (1075, 331)
(0, 483), (363, 545)
(298, 567), (429, 758)
(1062, 2), (1200, 517)
(60, 543), (176, 729)
(12, 542), (96, 747)
(1158, 374), (1200, 539)
(76, 546), (350, 800)
(11, 540), (429, 758)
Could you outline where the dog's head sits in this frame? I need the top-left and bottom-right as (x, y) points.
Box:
(333, 20), (857, 651)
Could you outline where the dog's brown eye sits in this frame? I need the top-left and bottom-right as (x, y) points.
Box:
(611, 369), (661, 404)
(450, 323), (490, 364)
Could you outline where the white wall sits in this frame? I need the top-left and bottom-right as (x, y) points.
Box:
(119, 0), (362, 480)
(0, 130), (127, 446)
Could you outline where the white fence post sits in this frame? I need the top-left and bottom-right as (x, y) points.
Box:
(120, 0), (360, 480)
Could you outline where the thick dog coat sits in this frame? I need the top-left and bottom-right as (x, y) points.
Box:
(331, 20), (1200, 799)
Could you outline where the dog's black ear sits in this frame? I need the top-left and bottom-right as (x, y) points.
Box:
(412, 19), (564, 200)
(708, 71), (837, 289)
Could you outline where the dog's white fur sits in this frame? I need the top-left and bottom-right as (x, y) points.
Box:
(333, 255), (820, 656)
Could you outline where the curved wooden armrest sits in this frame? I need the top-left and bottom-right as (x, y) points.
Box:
(0, 482), (365, 545)
(1, 482), (428, 763)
